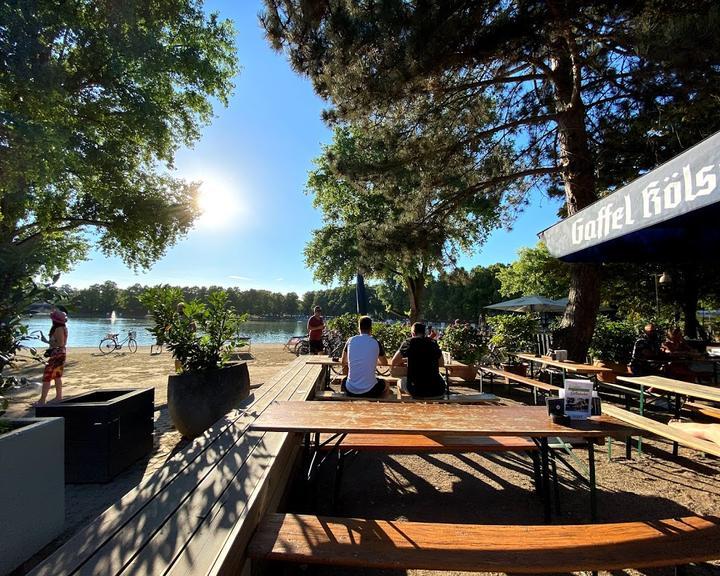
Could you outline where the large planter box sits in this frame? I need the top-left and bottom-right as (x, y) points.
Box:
(168, 362), (250, 439)
(447, 362), (477, 381)
(35, 388), (154, 483)
(0, 417), (64, 575)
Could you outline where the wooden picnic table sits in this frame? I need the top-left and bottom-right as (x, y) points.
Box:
(252, 401), (635, 521)
(616, 374), (720, 456)
(305, 355), (467, 368)
(514, 352), (613, 376)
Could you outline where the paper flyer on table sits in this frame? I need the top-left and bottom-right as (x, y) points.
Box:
(563, 379), (593, 419)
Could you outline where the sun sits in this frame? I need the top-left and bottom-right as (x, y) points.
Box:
(194, 174), (242, 229)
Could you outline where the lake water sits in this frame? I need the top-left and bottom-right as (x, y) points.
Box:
(21, 316), (307, 348)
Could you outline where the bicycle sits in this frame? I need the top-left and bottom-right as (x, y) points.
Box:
(99, 331), (138, 354)
(293, 330), (344, 357)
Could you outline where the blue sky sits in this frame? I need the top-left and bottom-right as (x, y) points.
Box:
(62, 1), (563, 295)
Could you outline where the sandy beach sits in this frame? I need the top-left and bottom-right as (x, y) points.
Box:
(4, 346), (720, 575)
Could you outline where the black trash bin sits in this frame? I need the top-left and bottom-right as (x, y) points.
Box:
(36, 388), (154, 483)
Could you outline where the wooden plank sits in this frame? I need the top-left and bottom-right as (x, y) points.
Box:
(248, 513), (720, 572)
(113, 363), (322, 576)
(317, 433), (537, 453)
(479, 366), (561, 392)
(603, 404), (720, 458)
(313, 390), (497, 404)
(617, 374), (720, 403)
(685, 401), (720, 421)
(252, 402), (632, 439)
(514, 353), (612, 374)
(29, 358), (314, 576)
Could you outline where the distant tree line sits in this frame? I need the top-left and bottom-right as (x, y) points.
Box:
(51, 265), (508, 322)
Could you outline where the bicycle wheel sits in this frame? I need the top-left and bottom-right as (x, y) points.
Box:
(99, 338), (117, 354)
(128, 339), (138, 353)
(295, 340), (311, 356)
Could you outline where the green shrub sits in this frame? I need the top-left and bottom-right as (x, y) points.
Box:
(439, 323), (488, 365)
(487, 314), (539, 354)
(140, 287), (247, 373)
(588, 315), (637, 364)
(327, 313), (409, 356)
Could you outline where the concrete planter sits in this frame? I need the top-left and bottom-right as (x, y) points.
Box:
(593, 360), (630, 384)
(447, 362), (478, 381)
(168, 362), (250, 439)
(0, 417), (64, 575)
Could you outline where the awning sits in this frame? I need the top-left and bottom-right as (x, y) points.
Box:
(485, 295), (566, 313)
(539, 131), (720, 262)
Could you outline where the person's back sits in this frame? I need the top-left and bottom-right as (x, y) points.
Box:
(393, 323), (445, 398)
(341, 316), (388, 397)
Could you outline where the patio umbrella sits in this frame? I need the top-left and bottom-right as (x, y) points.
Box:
(485, 295), (567, 313)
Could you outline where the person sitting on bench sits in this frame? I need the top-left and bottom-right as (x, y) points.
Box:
(340, 316), (388, 397)
(392, 322), (445, 399)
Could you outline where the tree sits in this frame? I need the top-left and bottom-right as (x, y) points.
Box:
(0, 1), (238, 330)
(262, 0), (720, 359)
(305, 125), (503, 322)
(497, 242), (571, 300)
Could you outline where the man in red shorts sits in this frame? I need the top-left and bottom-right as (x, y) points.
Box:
(307, 305), (326, 354)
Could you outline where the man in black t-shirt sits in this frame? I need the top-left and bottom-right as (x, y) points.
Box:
(391, 322), (445, 398)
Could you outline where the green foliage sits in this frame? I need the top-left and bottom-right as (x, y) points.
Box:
(439, 323), (488, 366)
(0, 0), (238, 338)
(487, 315), (539, 355)
(326, 314), (360, 342)
(497, 243), (571, 300)
(588, 316), (638, 365)
(327, 313), (408, 356)
(373, 322), (410, 356)
(140, 287), (247, 373)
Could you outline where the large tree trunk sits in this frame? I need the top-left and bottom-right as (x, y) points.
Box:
(404, 276), (425, 324)
(548, 3), (601, 361)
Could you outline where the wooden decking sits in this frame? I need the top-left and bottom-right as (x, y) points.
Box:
(29, 358), (323, 576)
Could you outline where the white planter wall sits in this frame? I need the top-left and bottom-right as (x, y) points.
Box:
(0, 417), (65, 575)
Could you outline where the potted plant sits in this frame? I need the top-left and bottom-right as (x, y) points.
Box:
(487, 314), (540, 377)
(439, 322), (488, 380)
(588, 316), (636, 383)
(141, 287), (250, 439)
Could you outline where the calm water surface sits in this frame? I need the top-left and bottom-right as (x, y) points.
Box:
(21, 316), (307, 348)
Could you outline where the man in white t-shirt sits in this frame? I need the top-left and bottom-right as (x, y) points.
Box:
(340, 316), (388, 397)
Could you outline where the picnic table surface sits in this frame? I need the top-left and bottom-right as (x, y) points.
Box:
(513, 353), (613, 374)
(617, 374), (720, 403)
(251, 401), (633, 439)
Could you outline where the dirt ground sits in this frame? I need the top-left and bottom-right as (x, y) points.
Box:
(4, 349), (720, 575)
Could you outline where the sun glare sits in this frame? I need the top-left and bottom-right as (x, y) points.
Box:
(194, 174), (243, 229)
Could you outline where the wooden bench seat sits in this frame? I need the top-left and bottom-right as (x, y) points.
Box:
(684, 401), (720, 421)
(603, 404), (720, 458)
(479, 366), (561, 393)
(29, 358), (324, 576)
(316, 433), (537, 453)
(249, 513), (720, 573)
(314, 390), (498, 403)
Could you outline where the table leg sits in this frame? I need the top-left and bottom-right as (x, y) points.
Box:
(673, 393), (681, 457)
(540, 437), (551, 523)
(638, 385), (644, 455)
(588, 440), (597, 522)
(625, 392), (633, 459)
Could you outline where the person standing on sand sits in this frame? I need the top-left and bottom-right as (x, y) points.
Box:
(307, 306), (325, 355)
(37, 308), (68, 405)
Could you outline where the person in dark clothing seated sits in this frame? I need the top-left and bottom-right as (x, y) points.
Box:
(391, 322), (445, 398)
(629, 323), (664, 376)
